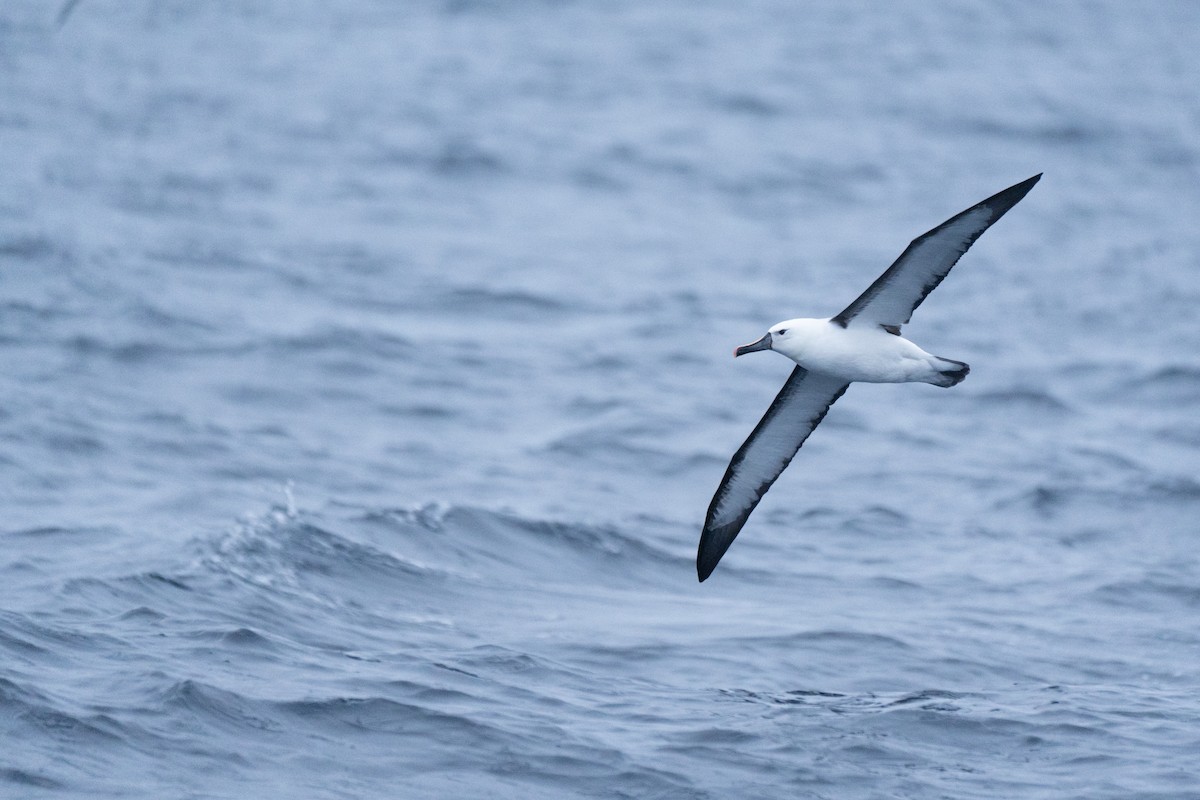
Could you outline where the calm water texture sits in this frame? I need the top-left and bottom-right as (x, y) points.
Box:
(3, 1), (1200, 797)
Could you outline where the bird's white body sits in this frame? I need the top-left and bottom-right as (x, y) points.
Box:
(768, 317), (962, 386)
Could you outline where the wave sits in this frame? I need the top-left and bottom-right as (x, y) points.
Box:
(193, 502), (686, 627)
(722, 687), (973, 713)
(157, 680), (281, 738)
(439, 287), (569, 317)
(972, 387), (1073, 413)
(0, 234), (58, 261)
(365, 137), (510, 178)
(1110, 364), (1200, 404)
(0, 674), (132, 752)
(201, 510), (454, 607)
(995, 470), (1200, 520)
(1091, 578), (1200, 611)
(356, 503), (686, 584)
(0, 767), (64, 790)
(60, 321), (414, 367)
(276, 693), (505, 743)
(542, 430), (716, 476)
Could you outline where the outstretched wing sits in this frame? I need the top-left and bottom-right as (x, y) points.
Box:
(698, 367), (849, 581)
(831, 174), (1041, 330)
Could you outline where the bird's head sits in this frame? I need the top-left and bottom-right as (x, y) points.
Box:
(734, 320), (807, 358)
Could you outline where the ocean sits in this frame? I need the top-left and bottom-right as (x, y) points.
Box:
(3, 1), (1200, 797)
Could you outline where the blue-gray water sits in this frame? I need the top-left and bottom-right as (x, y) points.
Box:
(4, 1), (1200, 797)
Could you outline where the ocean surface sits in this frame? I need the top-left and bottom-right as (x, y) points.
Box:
(3, 1), (1200, 797)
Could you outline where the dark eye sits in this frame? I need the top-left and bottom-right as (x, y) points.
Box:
(775, 329), (787, 336)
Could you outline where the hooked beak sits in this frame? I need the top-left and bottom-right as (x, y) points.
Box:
(734, 332), (772, 357)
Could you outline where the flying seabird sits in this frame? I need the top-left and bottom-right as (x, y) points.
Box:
(697, 174), (1041, 582)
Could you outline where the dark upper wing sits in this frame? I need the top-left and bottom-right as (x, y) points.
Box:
(698, 367), (849, 581)
(831, 174), (1041, 330)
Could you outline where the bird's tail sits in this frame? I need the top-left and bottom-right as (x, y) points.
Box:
(929, 357), (970, 387)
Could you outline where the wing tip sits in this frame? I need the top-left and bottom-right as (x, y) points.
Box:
(1016, 172), (1043, 192)
(696, 520), (737, 582)
(988, 173), (1043, 212)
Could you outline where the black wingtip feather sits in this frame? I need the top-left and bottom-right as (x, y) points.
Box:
(696, 518), (744, 582)
(986, 173), (1042, 212)
(696, 542), (720, 582)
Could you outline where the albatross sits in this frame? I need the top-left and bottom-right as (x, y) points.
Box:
(698, 174), (1041, 582)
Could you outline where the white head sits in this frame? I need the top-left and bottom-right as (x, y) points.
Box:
(733, 318), (822, 360)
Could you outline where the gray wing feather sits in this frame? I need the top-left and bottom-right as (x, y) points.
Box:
(831, 174), (1041, 330)
(698, 367), (849, 581)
